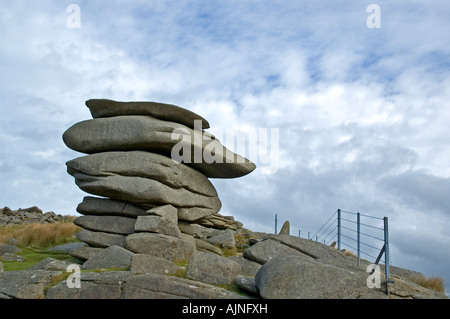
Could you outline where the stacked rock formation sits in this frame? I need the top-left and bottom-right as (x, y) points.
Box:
(62, 99), (255, 264)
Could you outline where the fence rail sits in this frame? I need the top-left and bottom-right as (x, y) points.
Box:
(275, 208), (393, 294)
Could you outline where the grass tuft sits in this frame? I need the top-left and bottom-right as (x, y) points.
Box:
(0, 221), (81, 249)
(412, 275), (446, 293)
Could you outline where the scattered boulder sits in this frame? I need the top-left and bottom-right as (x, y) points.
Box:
(0, 270), (63, 299)
(0, 243), (21, 256)
(83, 245), (134, 270)
(255, 255), (366, 299)
(278, 220), (290, 235)
(27, 257), (75, 271)
(0, 253), (25, 262)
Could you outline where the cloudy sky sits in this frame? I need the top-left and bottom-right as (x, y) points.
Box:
(1, 1), (449, 294)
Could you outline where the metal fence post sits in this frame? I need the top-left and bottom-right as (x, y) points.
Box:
(357, 212), (361, 267)
(384, 216), (391, 292)
(337, 209), (341, 251)
(274, 214), (278, 234)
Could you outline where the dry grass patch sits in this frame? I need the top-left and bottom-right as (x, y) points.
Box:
(0, 221), (81, 248)
(412, 275), (446, 293)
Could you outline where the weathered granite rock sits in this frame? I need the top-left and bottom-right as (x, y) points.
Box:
(46, 271), (132, 299)
(235, 275), (259, 296)
(46, 271), (247, 299)
(75, 229), (127, 248)
(207, 229), (236, 251)
(62, 116), (256, 178)
(67, 151), (221, 220)
(135, 215), (181, 237)
(196, 213), (243, 230)
(186, 251), (241, 285)
(278, 220), (290, 235)
(83, 245), (134, 270)
(0, 243), (21, 256)
(126, 233), (195, 262)
(135, 205), (181, 237)
(0, 253), (25, 262)
(86, 99), (211, 130)
(77, 196), (147, 218)
(74, 215), (136, 235)
(130, 254), (179, 275)
(255, 255), (365, 299)
(68, 151), (218, 198)
(121, 273), (248, 299)
(195, 239), (223, 256)
(228, 256), (261, 277)
(0, 270), (63, 299)
(178, 222), (217, 239)
(268, 234), (353, 268)
(27, 257), (75, 271)
(243, 238), (314, 265)
(69, 246), (103, 261)
(48, 242), (87, 253)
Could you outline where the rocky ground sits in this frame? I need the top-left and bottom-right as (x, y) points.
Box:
(0, 206), (68, 226)
(0, 218), (447, 299)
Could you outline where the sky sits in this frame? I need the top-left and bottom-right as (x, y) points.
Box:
(0, 0), (449, 295)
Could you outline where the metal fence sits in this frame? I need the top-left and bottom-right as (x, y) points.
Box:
(275, 209), (393, 292)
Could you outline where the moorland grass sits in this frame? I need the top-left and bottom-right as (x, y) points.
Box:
(0, 220), (80, 248)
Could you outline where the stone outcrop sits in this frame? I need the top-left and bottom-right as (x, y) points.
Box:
(62, 99), (256, 279)
(0, 206), (67, 226)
